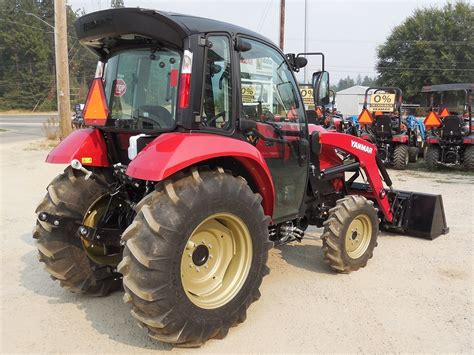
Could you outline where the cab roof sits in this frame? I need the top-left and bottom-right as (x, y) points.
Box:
(75, 7), (273, 56)
(421, 83), (474, 93)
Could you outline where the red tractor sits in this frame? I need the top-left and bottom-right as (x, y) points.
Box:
(357, 87), (423, 169)
(422, 83), (474, 170)
(34, 8), (448, 347)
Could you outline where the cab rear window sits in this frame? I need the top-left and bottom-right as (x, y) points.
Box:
(103, 48), (181, 130)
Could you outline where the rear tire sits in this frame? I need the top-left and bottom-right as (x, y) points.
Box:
(118, 168), (271, 347)
(408, 146), (419, 163)
(33, 167), (122, 296)
(392, 145), (409, 170)
(425, 145), (440, 170)
(464, 146), (474, 170)
(322, 195), (378, 273)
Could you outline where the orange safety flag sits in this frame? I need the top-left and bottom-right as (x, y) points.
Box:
(439, 107), (450, 118)
(83, 78), (109, 126)
(424, 111), (442, 128)
(358, 108), (373, 126)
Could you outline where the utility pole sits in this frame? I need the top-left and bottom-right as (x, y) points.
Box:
(54, 0), (72, 139)
(303, 0), (308, 83)
(279, 0), (285, 51)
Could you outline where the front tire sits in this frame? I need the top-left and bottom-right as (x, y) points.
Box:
(118, 168), (271, 347)
(33, 167), (122, 296)
(322, 195), (379, 273)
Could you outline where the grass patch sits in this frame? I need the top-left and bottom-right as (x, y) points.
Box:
(24, 139), (59, 151)
(0, 128), (7, 132)
(42, 116), (60, 140)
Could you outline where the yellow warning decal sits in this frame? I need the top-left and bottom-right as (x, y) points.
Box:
(81, 157), (93, 164)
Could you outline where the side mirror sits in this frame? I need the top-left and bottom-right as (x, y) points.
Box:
(312, 71), (330, 107)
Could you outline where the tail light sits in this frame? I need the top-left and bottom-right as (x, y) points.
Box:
(178, 50), (193, 109)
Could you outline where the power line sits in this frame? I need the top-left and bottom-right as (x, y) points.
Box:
(257, 0), (273, 32)
(0, 18), (77, 39)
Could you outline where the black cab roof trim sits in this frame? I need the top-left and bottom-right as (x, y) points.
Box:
(75, 8), (274, 56)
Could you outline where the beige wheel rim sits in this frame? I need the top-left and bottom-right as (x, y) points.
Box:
(180, 213), (253, 309)
(344, 214), (372, 259)
(82, 195), (122, 266)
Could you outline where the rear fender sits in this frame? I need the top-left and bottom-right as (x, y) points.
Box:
(46, 128), (109, 166)
(126, 133), (275, 216)
(426, 136), (440, 144)
(392, 134), (409, 143)
(463, 135), (474, 144)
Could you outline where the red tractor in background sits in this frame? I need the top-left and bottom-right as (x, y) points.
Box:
(422, 83), (474, 170)
(33, 8), (448, 347)
(357, 87), (422, 169)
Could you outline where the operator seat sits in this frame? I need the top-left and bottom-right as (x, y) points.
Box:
(135, 106), (173, 128)
(441, 116), (463, 139)
(373, 115), (394, 138)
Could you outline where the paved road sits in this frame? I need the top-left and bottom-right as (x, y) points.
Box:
(0, 114), (56, 143)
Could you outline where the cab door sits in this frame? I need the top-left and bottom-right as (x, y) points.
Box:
(237, 38), (308, 222)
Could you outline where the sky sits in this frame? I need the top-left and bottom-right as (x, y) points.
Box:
(67, 0), (452, 83)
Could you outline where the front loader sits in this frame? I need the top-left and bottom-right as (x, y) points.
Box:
(33, 8), (448, 347)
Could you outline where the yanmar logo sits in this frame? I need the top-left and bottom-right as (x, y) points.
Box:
(351, 140), (373, 154)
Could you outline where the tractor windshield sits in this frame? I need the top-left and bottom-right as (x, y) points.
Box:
(103, 48), (181, 130)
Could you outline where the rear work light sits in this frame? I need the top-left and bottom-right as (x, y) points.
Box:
(178, 50), (193, 109)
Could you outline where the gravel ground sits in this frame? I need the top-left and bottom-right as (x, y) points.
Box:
(1, 139), (473, 353)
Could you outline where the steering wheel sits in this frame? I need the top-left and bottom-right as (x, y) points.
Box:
(261, 110), (274, 122)
(135, 113), (162, 130)
(203, 111), (226, 127)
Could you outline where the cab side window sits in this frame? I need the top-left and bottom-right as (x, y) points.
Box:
(239, 39), (305, 124)
(201, 36), (232, 129)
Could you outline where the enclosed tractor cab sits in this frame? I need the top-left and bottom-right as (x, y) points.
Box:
(33, 8), (448, 347)
(422, 83), (474, 170)
(357, 87), (422, 169)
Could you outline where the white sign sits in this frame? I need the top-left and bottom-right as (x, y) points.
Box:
(369, 93), (396, 112)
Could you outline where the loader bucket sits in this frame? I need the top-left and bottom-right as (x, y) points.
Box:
(383, 190), (449, 240)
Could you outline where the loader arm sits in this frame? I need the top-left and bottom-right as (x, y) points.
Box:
(317, 131), (448, 240)
(318, 132), (393, 221)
